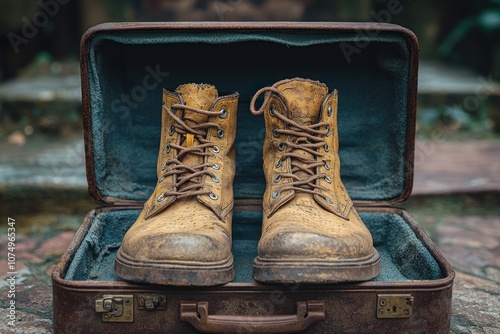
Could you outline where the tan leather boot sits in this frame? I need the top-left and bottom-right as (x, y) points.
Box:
(115, 83), (238, 286)
(249, 78), (380, 284)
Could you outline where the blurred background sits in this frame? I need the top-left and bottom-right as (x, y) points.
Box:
(1, 0), (500, 142)
(0, 1), (499, 333)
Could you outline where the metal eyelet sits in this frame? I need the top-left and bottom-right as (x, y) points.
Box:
(272, 190), (281, 199)
(278, 142), (285, 151)
(166, 143), (171, 153)
(219, 107), (227, 119)
(169, 125), (175, 136)
(162, 163), (167, 171)
(274, 175), (282, 183)
(324, 144), (329, 152)
(275, 158), (282, 168)
(324, 176), (332, 184)
(158, 176), (165, 183)
(323, 196), (333, 204)
(326, 125), (331, 137)
(212, 163), (220, 170)
(324, 162), (330, 171)
(157, 193), (165, 202)
(209, 192), (218, 200)
(273, 128), (280, 138)
(212, 174), (219, 183)
(171, 103), (176, 113)
(327, 105), (333, 116)
(217, 129), (225, 138)
(269, 104), (276, 116)
(212, 146), (220, 153)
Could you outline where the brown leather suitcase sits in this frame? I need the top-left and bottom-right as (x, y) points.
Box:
(52, 22), (455, 334)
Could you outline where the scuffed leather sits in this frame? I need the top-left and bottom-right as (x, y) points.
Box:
(121, 84), (238, 265)
(258, 78), (374, 260)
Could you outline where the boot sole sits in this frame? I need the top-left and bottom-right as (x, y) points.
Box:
(115, 249), (234, 286)
(253, 248), (381, 284)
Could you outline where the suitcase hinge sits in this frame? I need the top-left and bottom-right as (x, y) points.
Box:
(95, 295), (134, 322)
(377, 294), (413, 319)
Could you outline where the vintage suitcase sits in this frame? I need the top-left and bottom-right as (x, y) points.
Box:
(52, 22), (455, 334)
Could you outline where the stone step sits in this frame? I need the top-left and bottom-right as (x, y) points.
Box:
(0, 132), (498, 208)
(0, 61), (499, 140)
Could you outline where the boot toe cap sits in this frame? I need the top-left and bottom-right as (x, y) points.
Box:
(258, 229), (374, 261)
(121, 231), (231, 264)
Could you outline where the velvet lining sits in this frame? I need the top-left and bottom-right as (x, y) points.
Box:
(86, 30), (411, 202)
(65, 209), (443, 283)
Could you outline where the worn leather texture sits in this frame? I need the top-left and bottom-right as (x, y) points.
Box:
(253, 78), (380, 282)
(115, 84), (238, 285)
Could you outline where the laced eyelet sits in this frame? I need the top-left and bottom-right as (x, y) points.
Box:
(158, 176), (165, 183)
(274, 175), (282, 183)
(324, 176), (332, 184)
(212, 174), (219, 183)
(166, 143), (171, 153)
(212, 146), (220, 153)
(323, 196), (333, 204)
(162, 163), (167, 171)
(209, 192), (218, 200)
(219, 106), (227, 119)
(324, 162), (330, 171)
(278, 142), (285, 151)
(273, 128), (280, 138)
(326, 125), (331, 137)
(157, 193), (165, 202)
(270, 104), (276, 116)
(171, 103), (176, 113)
(272, 190), (281, 199)
(217, 129), (225, 138)
(327, 105), (333, 116)
(169, 125), (175, 136)
(275, 158), (282, 168)
(212, 163), (220, 170)
(324, 144), (329, 152)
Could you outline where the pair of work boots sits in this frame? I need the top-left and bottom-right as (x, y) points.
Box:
(115, 78), (381, 286)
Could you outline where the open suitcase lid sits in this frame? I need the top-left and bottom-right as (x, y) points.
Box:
(80, 22), (418, 207)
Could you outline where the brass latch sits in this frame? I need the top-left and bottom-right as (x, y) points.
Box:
(95, 295), (134, 322)
(377, 294), (414, 319)
(138, 294), (167, 311)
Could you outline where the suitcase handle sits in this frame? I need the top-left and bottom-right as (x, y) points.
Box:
(180, 300), (325, 333)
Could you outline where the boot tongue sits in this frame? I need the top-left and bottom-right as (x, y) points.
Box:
(175, 83), (218, 125)
(274, 79), (328, 126)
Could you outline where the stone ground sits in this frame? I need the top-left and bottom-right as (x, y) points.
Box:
(0, 135), (499, 333)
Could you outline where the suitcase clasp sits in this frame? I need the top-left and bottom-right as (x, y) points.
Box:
(377, 294), (414, 319)
(95, 295), (134, 322)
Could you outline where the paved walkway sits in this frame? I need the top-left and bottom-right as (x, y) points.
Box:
(413, 140), (500, 195)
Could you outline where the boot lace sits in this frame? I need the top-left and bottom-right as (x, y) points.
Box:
(250, 87), (330, 196)
(160, 103), (224, 199)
